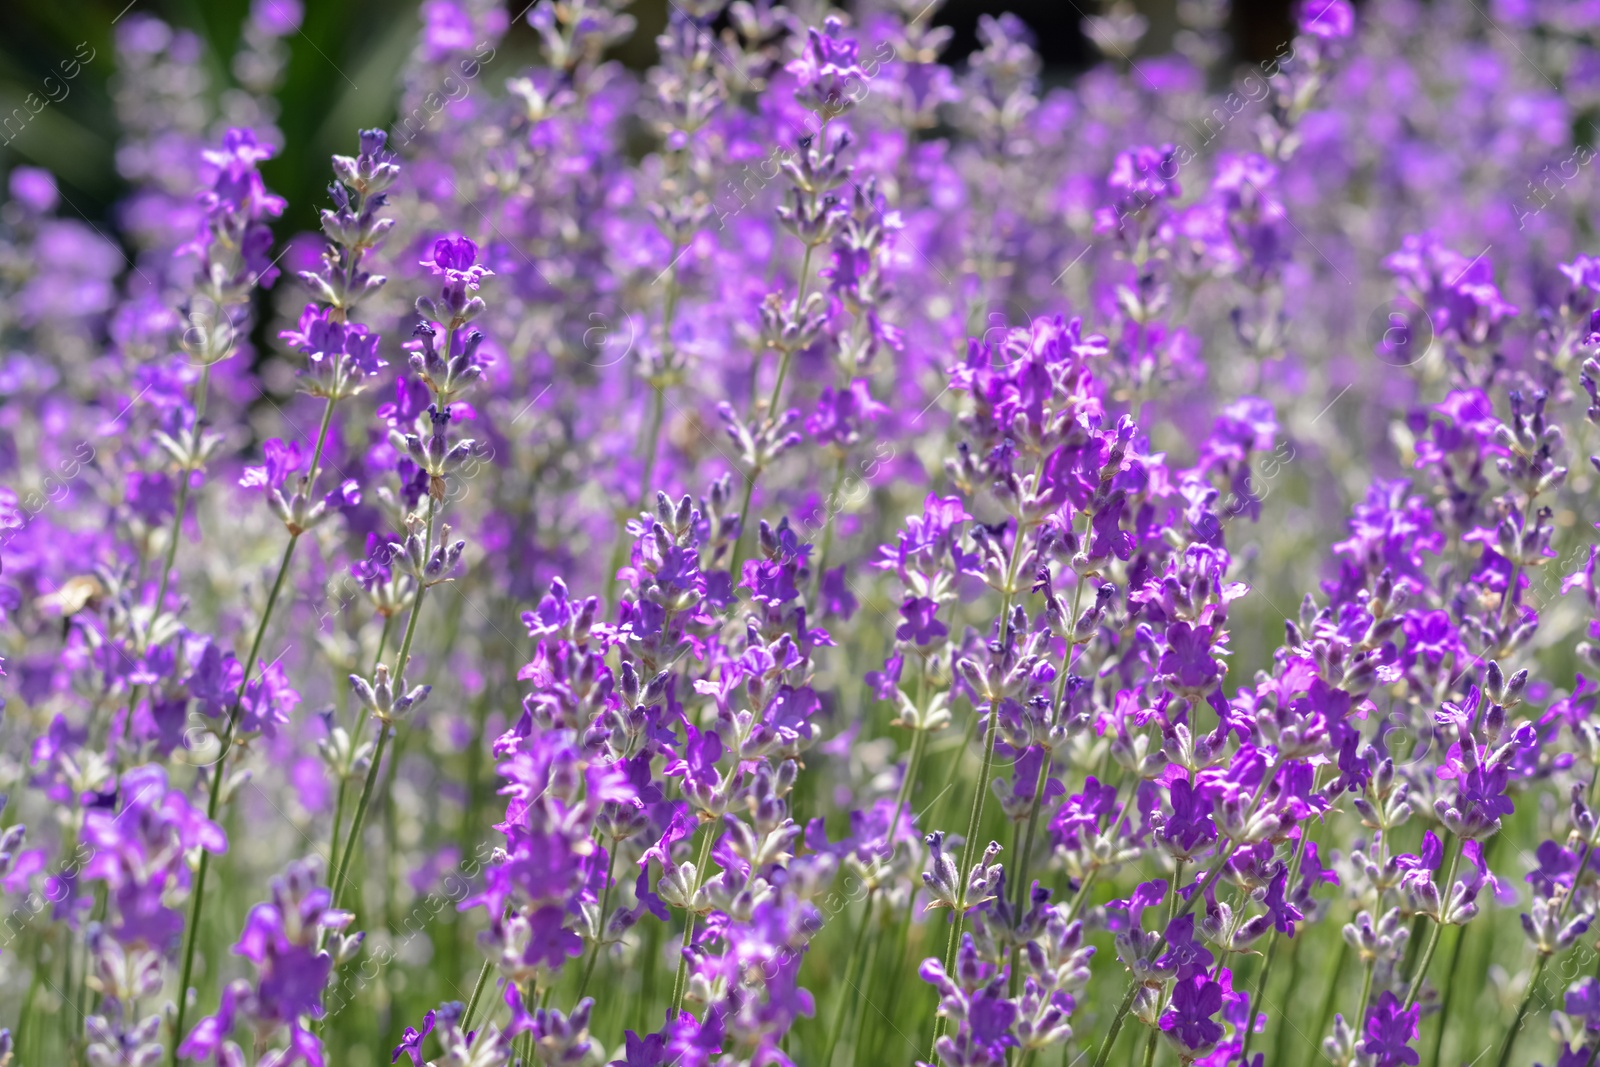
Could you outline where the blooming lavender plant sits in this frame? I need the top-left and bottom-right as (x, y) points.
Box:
(10, 1), (1600, 1066)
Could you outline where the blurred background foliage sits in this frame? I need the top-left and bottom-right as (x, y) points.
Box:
(0, 0), (1296, 240)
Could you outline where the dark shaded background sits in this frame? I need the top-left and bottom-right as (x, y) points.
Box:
(0, 0), (1294, 234)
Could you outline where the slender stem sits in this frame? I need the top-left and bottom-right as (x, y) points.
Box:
(729, 471), (760, 579)
(668, 820), (716, 1020)
(765, 347), (797, 422)
(1398, 913), (1429, 985)
(1271, 926), (1305, 1066)
(1483, 776), (1599, 1067)
(115, 368), (215, 756)
(821, 892), (877, 1067)
(332, 723), (391, 911)
(1311, 938), (1350, 1057)
(154, 478), (193, 619)
(1239, 925), (1283, 1062)
(1007, 745), (1053, 997)
(320, 604), (400, 1011)
(808, 451), (850, 604)
(1141, 1027), (1158, 1067)
(931, 507), (1039, 1060)
(15, 955), (40, 1065)
(382, 740), (402, 942)
(932, 697), (1003, 1053)
(763, 242), (816, 416)
(849, 906), (885, 1062)
(392, 563), (431, 684)
(1354, 957), (1376, 1036)
(868, 894), (915, 1060)
(577, 837), (621, 1001)
(636, 385), (666, 509)
(635, 915), (662, 1033)
(1493, 954), (1547, 1067)
(171, 527), (303, 1063)
(1010, 549), (1080, 924)
(519, 982), (538, 1064)
(888, 727), (929, 846)
(1240, 822), (1314, 1060)
(331, 563), (431, 910)
(371, 612), (395, 678)
(606, 384), (667, 608)
(153, 365), (213, 613)
(462, 957), (494, 1032)
(59, 930), (73, 1058)
(304, 390), (339, 493)
(1426, 924), (1466, 1067)
(1065, 868), (1099, 924)
(1403, 836), (1462, 1009)
(728, 240), (820, 577)
(326, 775), (350, 883)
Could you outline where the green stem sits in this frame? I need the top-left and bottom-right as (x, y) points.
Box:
(1403, 836), (1462, 1009)
(327, 605), (388, 885)
(848, 908), (885, 1063)
(888, 727), (929, 846)
(1007, 745), (1053, 997)
(391, 564), (430, 686)
(636, 385), (666, 508)
(519, 982), (538, 1064)
(635, 915), (662, 1033)
(764, 242), (816, 415)
(932, 697), (1003, 1055)
(1240, 822), (1314, 1060)
(808, 451), (850, 604)
(332, 723), (391, 911)
(153, 366), (212, 612)
(154, 476), (193, 619)
(1310, 938), (1350, 1059)
(1010, 559), (1079, 926)
(1493, 953), (1548, 1067)
(462, 957), (493, 1032)
(1141, 1027), (1158, 1067)
(668, 820), (716, 1020)
(331, 553), (432, 910)
(303, 389), (339, 493)
(728, 241), (819, 577)
(821, 892), (877, 1066)
(326, 775), (350, 882)
(1398, 913), (1429, 984)
(115, 368), (215, 756)
(371, 612), (395, 678)
(15, 957), (40, 1065)
(728, 464), (761, 579)
(933, 505), (1033, 1050)
(1272, 927), (1306, 1066)
(1239, 926), (1283, 1062)
(1065, 867), (1099, 924)
(170, 525), (303, 1064)
(606, 384), (667, 608)
(1426, 924), (1466, 1067)
(382, 738), (402, 941)
(577, 837), (621, 1001)
(868, 895), (915, 1060)
(1355, 958), (1375, 1037)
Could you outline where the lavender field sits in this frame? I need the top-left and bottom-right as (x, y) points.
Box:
(2, 0), (1600, 1065)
